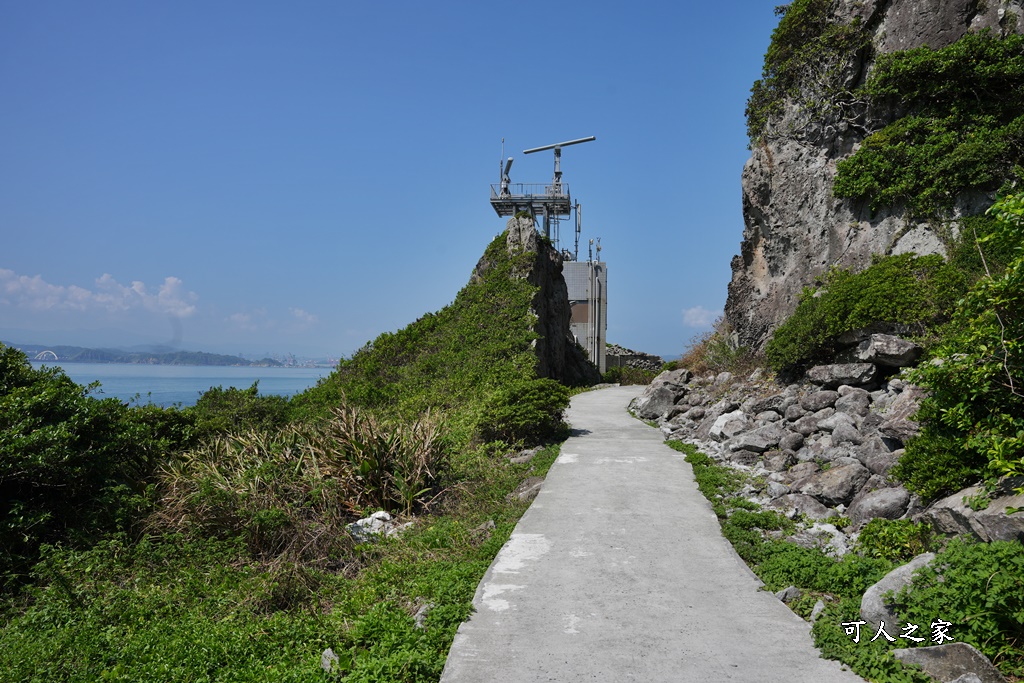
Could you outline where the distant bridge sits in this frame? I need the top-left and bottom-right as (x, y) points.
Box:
(33, 350), (58, 361)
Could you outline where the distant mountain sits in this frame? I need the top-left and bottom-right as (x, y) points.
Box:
(4, 342), (276, 367)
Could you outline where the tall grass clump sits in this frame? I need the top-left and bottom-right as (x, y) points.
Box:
(153, 404), (447, 564)
(679, 317), (760, 377)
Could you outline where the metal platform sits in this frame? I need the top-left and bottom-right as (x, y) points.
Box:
(489, 183), (572, 218)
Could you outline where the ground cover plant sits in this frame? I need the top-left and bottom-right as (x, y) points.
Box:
(0, 226), (584, 681)
(666, 439), (1024, 681)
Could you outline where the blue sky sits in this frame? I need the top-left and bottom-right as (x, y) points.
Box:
(1, 2), (781, 360)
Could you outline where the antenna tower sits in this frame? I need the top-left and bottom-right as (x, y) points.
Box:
(488, 136), (595, 251)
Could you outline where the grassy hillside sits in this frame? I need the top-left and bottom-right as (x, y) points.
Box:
(291, 232), (544, 439)
(0, 227), (581, 681)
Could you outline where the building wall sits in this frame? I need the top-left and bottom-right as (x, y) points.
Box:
(564, 261), (607, 373)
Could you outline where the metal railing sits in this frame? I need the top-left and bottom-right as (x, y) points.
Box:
(490, 183), (571, 199)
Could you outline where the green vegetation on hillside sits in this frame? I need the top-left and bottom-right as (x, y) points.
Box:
(746, 0), (869, 143)
(763, 253), (966, 372)
(291, 233), (546, 442)
(893, 192), (1024, 500)
(0, 228), (584, 681)
(834, 31), (1024, 216)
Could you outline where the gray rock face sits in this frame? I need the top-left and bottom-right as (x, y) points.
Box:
(860, 553), (936, 631)
(919, 484), (1024, 543)
(709, 410), (751, 442)
(848, 487), (911, 527)
(855, 334), (923, 368)
(770, 493), (832, 521)
(892, 643), (1007, 683)
(807, 364), (879, 389)
(724, 0), (1024, 351)
(799, 463), (871, 506)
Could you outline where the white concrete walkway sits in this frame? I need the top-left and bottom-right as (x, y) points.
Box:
(441, 385), (865, 682)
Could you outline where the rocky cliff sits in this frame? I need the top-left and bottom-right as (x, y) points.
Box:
(726, 0), (1024, 350)
(473, 216), (601, 386)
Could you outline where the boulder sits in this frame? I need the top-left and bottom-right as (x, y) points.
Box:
(509, 476), (544, 503)
(631, 385), (678, 420)
(854, 437), (899, 475)
(764, 451), (797, 472)
(832, 422), (865, 446)
(729, 424), (788, 453)
(756, 410), (783, 423)
(818, 411), (856, 433)
(766, 480), (792, 499)
(779, 431), (805, 452)
(770, 493), (833, 520)
(784, 403), (807, 421)
(919, 484), (1024, 543)
(799, 462), (871, 506)
(848, 487), (911, 527)
(855, 334), (923, 368)
(806, 363), (878, 388)
(651, 367), (692, 388)
(709, 410), (751, 442)
(860, 553), (935, 631)
(348, 511), (403, 543)
(789, 522), (849, 556)
(800, 390), (841, 412)
(695, 399), (741, 440)
(683, 406), (706, 421)
(892, 643), (1006, 683)
(749, 393), (786, 414)
(972, 490), (1024, 543)
(775, 586), (802, 603)
(727, 449), (762, 467)
(877, 384), (927, 446)
(792, 415), (820, 436)
(835, 388), (872, 417)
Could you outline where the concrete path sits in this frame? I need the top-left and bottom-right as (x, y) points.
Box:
(441, 385), (865, 682)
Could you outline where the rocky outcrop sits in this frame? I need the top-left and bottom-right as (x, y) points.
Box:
(892, 643), (1007, 683)
(630, 366), (925, 551)
(485, 216), (601, 386)
(726, 0), (1024, 350)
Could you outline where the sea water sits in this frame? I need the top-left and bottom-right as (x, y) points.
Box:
(29, 361), (331, 407)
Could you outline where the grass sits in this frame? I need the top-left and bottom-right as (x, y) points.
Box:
(0, 441), (564, 682)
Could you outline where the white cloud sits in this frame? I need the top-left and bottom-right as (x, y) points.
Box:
(0, 268), (197, 317)
(682, 305), (718, 328)
(290, 307), (318, 325)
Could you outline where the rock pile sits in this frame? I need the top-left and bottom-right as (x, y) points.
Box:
(629, 336), (933, 554)
(630, 334), (1024, 553)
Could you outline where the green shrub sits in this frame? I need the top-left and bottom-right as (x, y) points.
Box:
(834, 31), (1024, 215)
(764, 253), (967, 372)
(0, 345), (193, 587)
(891, 539), (1024, 678)
(893, 192), (1024, 500)
(476, 378), (570, 446)
(188, 382), (289, 438)
(746, 0), (870, 142)
(291, 232), (549, 443)
(602, 366), (657, 386)
(854, 519), (934, 564)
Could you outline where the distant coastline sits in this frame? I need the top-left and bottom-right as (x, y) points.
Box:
(7, 341), (330, 368)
